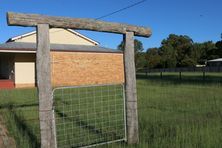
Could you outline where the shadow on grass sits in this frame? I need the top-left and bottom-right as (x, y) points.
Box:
(0, 103), (40, 148)
(55, 108), (121, 146)
(9, 109), (40, 148)
(0, 103), (38, 110)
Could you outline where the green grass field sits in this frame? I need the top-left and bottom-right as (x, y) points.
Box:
(0, 88), (40, 148)
(136, 74), (222, 148)
(0, 72), (222, 148)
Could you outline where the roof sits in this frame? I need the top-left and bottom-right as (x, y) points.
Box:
(208, 58), (222, 62)
(0, 42), (122, 53)
(6, 29), (99, 45)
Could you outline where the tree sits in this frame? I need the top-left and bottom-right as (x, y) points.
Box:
(117, 39), (144, 69)
(136, 52), (147, 69)
(145, 48), (161, 68)
(192, 41), (218, 65)
(215, 40), (222, 57)
(144, 34), (221, 69)
(216, 40), (222, 49)
(192, 43), (205, 64)
(158, 34), (195, 67)
(159, 44), (177, 68)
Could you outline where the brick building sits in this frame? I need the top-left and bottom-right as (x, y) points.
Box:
(0, 28), (124, 88)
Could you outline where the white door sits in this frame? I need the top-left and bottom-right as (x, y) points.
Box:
(15, 62), (35, 86)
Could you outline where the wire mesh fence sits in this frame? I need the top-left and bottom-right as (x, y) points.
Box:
(53, 84), (126, 148)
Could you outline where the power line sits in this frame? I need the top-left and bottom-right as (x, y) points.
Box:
(96, 0), (147, 20)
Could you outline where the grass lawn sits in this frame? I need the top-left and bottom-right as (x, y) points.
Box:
(136, 75), (222, 148)
(0, 88), (40, 148)
(0, 72), (222, 148)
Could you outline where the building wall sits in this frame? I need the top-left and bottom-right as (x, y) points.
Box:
(14, 28), (96, 46)
(51, 51), (124, 86)
(14, 54), (35, 88)
(14, 51), (124, 88)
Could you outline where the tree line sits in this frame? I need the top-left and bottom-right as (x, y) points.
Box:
(117, 34), (222, 69)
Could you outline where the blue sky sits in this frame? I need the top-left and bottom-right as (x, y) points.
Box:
(1, 0), (222, 51)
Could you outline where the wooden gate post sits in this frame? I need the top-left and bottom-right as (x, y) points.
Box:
(36, 24), (56, 148)
(123, 31), (139, 144)
(7, 12), (152, 146)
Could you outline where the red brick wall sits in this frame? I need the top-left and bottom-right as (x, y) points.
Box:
(51, 51), (124, 86)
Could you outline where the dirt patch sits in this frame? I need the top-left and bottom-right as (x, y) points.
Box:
(0, 116), (16, 148)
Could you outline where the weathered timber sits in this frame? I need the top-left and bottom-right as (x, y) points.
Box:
(36, 24), (56, 148)
(7, 11), (150, 146)
(7, 12), (151, 37)
(123, 32), (139, 144)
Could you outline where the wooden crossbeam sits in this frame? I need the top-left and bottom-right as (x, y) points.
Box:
(6, 11), (152, 146)
(7, 12), (152, 37)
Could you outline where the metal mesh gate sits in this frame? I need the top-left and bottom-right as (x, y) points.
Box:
(52, 84), (126, 148)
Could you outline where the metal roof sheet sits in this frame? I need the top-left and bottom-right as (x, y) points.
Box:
(208, 58), (222, 62)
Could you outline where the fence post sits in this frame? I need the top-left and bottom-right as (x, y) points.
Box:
(36, 24), (56, 148)
(123, 31), (139, 144)
(203, 67), (206, 81)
